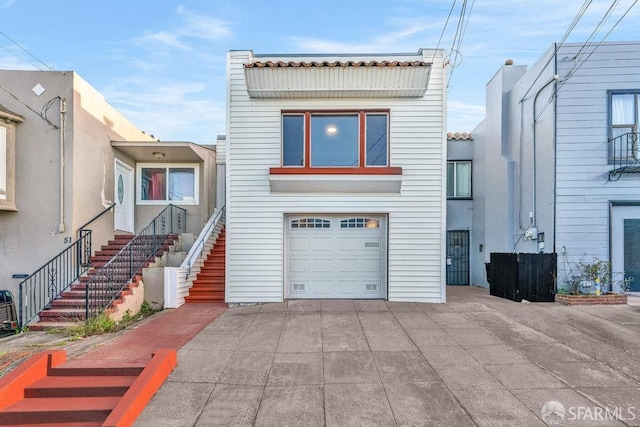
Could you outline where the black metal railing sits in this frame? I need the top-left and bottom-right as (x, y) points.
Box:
(18, 204), (115, 329)
(609, 132), (640, 181)
(84, 204), (186, 320)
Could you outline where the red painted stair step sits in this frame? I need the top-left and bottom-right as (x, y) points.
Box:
(0, 396), (120, 424)
(24, 375), (136, 398)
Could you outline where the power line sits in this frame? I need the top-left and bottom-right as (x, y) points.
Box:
(0, 84), (58, 128)
(0, 43), (45, 71)
(0, 30), (53, 70)
(519, 0), (593, 102)
(559, 0), (636, 87)
(432, 0), (457, 63)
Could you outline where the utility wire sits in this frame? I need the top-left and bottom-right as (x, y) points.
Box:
(432, 0), (457, 63)
(0, 30), (52, 70)
(0, 84), (58, 128)
(559, 0), (636, 87)
(0, 44), (45, 71)
(519, 0), (593, 102)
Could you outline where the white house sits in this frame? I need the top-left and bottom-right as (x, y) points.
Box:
(472, 42), (640, 293)
(225, 49), (447, 303)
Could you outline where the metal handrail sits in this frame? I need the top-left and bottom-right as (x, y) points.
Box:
(18, 232), (92, 328)
(78, 203), (116, 234)
(181, 206), (225, 279)
(84, 204), (187, 321)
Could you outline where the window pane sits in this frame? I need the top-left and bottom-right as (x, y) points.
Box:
(455, 162), (471, 198)
(311, 115), (358, 167)
(283, 115), (304, 166)
(366, 114), (388, 166)
(141, 168), (166, 201)
(612, 94), (635, 125)
(169, 168), (195, 201)
(446, 162), (454, 198)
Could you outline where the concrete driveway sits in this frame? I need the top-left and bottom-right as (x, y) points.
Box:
(136, 287), (640, 426)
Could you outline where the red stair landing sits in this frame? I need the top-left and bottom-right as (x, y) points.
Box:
(185, 228), (225, 303)
(30, 235), (178, 330)
(0, 349), (176, 426)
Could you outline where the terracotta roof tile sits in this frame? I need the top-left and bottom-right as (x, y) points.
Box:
(447, 132), (473, 141)
(245, 60), (429, 69)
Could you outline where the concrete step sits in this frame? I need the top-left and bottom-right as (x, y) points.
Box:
(0, 396), (119, 424)
(25, 375), (136, 398)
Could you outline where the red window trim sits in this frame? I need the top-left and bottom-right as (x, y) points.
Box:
(270, 166), (402, 175)
(280, 110), (391, 172)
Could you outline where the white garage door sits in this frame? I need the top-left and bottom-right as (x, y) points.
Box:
(285, 215), (387, 299)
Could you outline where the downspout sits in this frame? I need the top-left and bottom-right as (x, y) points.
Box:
(531, 74), (559, 229)
(58, 97), (66, 233)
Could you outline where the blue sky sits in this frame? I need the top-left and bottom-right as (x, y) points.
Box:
(0, 0), (639, 145)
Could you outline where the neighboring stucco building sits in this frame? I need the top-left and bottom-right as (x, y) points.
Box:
(446, 132), (473, 286)
(472, 42), (640, 292)
(226, 49), (447, 303)
(0, 70), (217, 299)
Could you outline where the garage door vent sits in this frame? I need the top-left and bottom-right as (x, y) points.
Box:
(365, 283), (379, 292)
(291, 283), (306, 293)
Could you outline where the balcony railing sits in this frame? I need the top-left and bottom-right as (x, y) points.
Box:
(609, 132), (640, 181)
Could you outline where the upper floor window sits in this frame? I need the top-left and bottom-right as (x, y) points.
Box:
(0, 110), (23, 211)
(610, 92), (639, 162)
(447, 161), (471, 199)
(137, 163), (199, 205)
(282, 111), (389, 168)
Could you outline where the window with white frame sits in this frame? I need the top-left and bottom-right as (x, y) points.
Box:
(137, 164), (199, 205)
(610, 91), (639, 162)
(447, 161), (471, 199)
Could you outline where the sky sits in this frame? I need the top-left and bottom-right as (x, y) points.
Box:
(0, 0), (639, 145)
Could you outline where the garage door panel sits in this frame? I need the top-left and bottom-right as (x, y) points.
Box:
(364, 239), (382, 251)
(312, 281), (332, 294)
(337, 280), (361, 294)
(313, 258), (332, 273)
(289, 237), (309, 252)
(362, 258), (382, 273)
(338, 258), (358, 272)
(338, 238), (360, 252)
(313, 238), (332, 251)
(290, 259), (309, 273)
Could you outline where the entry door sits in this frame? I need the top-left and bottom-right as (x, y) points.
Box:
(612, 205), (640, 292)
(285, 215), (387, 299)
(446, 230), (470, 285)
(114, 161), (134, 233)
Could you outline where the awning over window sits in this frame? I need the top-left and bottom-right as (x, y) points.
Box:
(244, 58), (432, 99)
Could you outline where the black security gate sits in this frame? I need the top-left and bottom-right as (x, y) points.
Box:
(446, 230), (469, 285)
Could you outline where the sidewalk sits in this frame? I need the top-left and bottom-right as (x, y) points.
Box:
(136, 287), (640, 426)
(0, 303), (227, 373)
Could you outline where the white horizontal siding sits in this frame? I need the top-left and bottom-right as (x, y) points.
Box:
(226, 50), (446, 303)
(555, 43), (640, 261)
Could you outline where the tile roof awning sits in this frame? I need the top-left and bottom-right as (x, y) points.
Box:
(244, 59), (432, 98)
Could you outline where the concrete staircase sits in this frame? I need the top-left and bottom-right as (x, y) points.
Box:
(30, 235), (178, 331)
(0, 349), (176, 426)
(185, 227), (225, 303)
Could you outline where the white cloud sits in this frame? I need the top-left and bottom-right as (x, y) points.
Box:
(447, 101), (485, 132)
(104, 80), (225, 143)
(134, 31), (192, 51)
